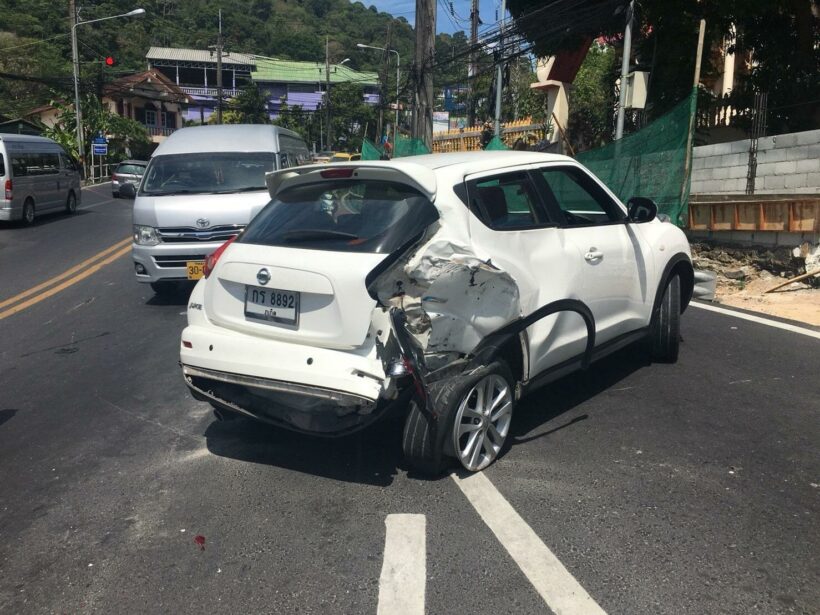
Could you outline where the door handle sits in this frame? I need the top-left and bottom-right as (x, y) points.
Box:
(584, 248), (604, 262)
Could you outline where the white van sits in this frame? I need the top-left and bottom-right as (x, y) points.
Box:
(0, 134), (81, 225)
(127, 125), (310, 295)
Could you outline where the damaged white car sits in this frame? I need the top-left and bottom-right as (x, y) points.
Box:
(180, 152), (693, 474)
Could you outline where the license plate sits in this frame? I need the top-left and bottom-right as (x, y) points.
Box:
(187, 261), (205, 280)
(244, 285), (299, 325)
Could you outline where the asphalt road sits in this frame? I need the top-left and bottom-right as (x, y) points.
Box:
(1, 184), (818, 614)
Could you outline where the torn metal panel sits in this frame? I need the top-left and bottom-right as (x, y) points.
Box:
(373, 234), (521, 357)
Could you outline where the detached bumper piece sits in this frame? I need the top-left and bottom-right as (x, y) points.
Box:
(182, 364), (390, 436)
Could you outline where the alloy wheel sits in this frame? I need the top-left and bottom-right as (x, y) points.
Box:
(452, 373), (513, 471)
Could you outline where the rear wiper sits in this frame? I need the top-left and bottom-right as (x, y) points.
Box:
(281, 229), (361, 242)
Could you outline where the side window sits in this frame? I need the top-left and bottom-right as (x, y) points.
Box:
(11, 155), (27, 176)
(60, 153), (76, 171)
(538, 166), (624, 226)
(470, 172), (545, 230)
(42, 153), (60, 174)
(0, 154), (5, 177)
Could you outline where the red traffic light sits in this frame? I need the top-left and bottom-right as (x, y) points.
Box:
(105, 56), (116, 66)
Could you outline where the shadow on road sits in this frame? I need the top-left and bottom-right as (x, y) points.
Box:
(0, 409), (18, 428)
(203, 344), (650, 484)
(145, 282), (196, 307)
(0, 210), (90, 231)
(204, 411), (406, 487)
(510, 345), (649, 444)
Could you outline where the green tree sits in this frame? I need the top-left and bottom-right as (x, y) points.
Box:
(507, 0), (819, 133)
(567, 44), (618, 153)
(222, 84), (269, 124)
(321, 82), (376, 151)
(42, 94), (151, 162)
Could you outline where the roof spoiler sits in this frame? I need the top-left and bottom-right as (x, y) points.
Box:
(265, 162), (437, 201)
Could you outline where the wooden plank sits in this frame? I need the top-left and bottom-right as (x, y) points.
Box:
(689, 203), (710, 230)
(712, 203), (734, 231)
(736, 203), (758, 230)
(760, 202), (788, 231)
(790, 202), (819, 232)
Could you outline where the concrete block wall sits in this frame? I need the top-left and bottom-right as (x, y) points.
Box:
(691, 128), (820, 195)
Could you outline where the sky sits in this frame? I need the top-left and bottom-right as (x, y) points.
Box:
(359, 0), (510, 35)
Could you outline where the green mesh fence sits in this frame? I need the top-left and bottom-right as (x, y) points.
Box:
(362, 137), (430, 160)
(361, 139), (384, 160)
(484, 136), (510, 150)
(576, 88), (697, 226)
(394, 136), (430, 158)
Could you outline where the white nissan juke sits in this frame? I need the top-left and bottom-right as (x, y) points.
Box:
(180, 151), (693, 474)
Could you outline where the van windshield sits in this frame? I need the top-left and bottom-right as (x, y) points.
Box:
(140, 152), (276, 196)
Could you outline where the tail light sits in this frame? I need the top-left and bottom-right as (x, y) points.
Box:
(111, 173), (119, 182)
(203, 236), (237, 279)
(4, 179), (11, 201)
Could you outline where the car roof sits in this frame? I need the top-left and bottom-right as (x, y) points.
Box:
(396, 150), (573, 171)
(152, 124), (303, 156)
(272, 151), (577, 204)
(0, 134), (60, 145)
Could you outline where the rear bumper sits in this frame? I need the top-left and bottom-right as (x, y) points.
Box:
(180, 323), (395, 435)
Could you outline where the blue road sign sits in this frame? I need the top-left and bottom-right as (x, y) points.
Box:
(92, 143), (108, 155)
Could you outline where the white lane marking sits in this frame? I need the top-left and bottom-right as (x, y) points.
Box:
(690, 302), (820, 340)
(452, 472), (607, 615)
(377, 514), (426, 615)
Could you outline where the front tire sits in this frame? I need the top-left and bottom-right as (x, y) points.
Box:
(649, 274), (681, 363)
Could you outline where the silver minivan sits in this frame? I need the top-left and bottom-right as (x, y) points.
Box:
(0, 134), (82, 225)
(126, 125), (310, 295)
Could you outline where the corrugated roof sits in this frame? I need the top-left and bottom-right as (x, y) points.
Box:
(252, 58), (378, 86)
(147, 47), (256, 66)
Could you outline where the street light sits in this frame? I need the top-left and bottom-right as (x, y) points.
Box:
(71, 7), (145, 175)
(357, 43), (400, 148)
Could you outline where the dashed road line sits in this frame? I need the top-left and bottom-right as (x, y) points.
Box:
(690, 301), (820, 340)
(378, 514), (426, 615)
(452, 472), (607, 615)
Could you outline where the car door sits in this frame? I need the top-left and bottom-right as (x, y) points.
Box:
(532, 164), (654, 345)
(465, 168), (592, 379)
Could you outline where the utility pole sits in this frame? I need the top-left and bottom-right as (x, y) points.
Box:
(615, 0), (635, 140)
(468, 0), (479, 127)
(325, 36), (333, 149)
(493, 0), (506, 136)
(216, 9), (224, 124)
(69, 0), (84, 175)
(413, 0), (436, 150)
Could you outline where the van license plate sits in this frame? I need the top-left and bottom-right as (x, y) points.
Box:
(245, 286), (299, 325)
(187, 261), (205, 280)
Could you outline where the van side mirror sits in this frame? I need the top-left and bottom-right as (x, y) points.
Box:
(120, 183), (136, 199)
(627, 196), (657, 223)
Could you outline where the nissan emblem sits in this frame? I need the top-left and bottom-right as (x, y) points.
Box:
(257, 268), (271, 286)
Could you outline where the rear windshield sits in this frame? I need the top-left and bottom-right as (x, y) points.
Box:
(239, 180), (439, 254)
(116, 163), (145, 175)
(140, 152), (276, 196)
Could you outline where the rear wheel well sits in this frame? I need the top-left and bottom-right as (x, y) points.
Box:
(495, 334), (525, 384)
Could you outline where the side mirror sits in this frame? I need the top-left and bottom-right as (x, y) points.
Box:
(120, 183), (136, 199)
(627, 196), (657, 223)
